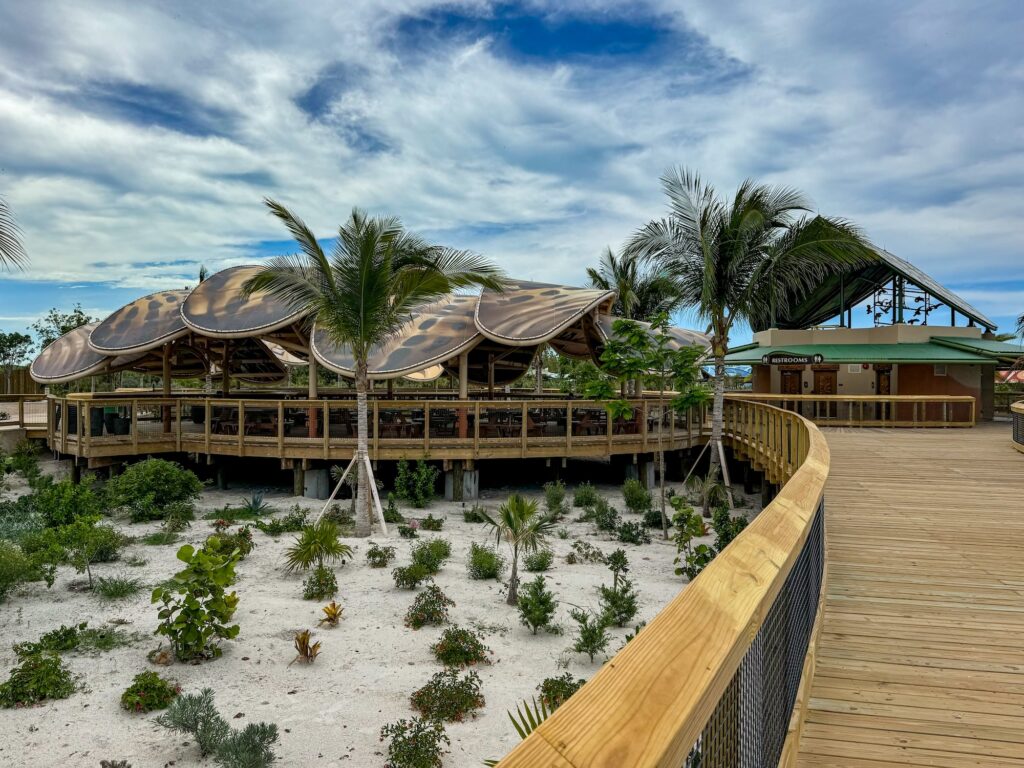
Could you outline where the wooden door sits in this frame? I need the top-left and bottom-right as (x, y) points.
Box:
(876, 368), (891, 420)
(813, 369), (838, 418)
(781, 370), (802, 395)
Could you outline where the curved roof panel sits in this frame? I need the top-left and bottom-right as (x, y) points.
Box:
(31, 324), (144, 384)
(90, 289), (190, 355)
(311, 294), (481, 379)
(181, 265), (309, 338)
(475, 281), (615, 346)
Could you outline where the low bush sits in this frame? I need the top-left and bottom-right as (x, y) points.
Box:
(711, 507), (748, 552)
(319, 601), (344, 627)
(95, 575), (144, 600)
(569, 608), (610, 663)
(463, 505), (487, 523)
(253, 506), (307, 536)
(394, 459), (439, 509)
(672, 499), (714, 581)
(565, 540), (605, 565)
(152, 544), (240, 662)
(33, 478), (106, 527)
(8, 439), (41, 483)
(466, 542), (505, 580)
(203, 527), (255, 560)
(13, 621), (134, 657)
(410, 668), (485, 722)
(517, 575), (557, 635)
(366, 541), (397, 568)
(617, 521), (651, 545)
(523, 548), (554, 572)
(383, 494), (403, 524)
(411, 539), (451, 575)
(591, 498), (621, 532)
(121, 670), (180, 713)
(392, 563), (430, 590)
(420, 514), (444, 531)
(107, 459), (203, 523)
(0, 540), (36, 602)
(431, 626), (491, 667)
(380, 717), (449, 768)
(0, 495), (43, 544)
(302, 565), (337, 600)
(141, 531), (180, 546)
(0, 652), (77, 707)
(572, 482), (599, 509)
(539, 672), (586, 710)
(599, 578), (639, 627)
(156, 687), (279, 766)
(22, 519), (128, 589)
(397, 522), (419, 539)
(622, 478), (652, 515)
(556, 526), (569, 540)
(643, 507), (665, 528)
(543, 480), (566, 516)
(405, 583), (454, 629)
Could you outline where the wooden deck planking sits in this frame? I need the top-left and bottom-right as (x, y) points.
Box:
(797, 423), (1024, 766)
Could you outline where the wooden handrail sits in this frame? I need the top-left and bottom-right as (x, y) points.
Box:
(496, 398), (829, 767)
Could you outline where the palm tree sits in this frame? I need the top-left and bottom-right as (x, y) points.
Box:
(481, 494), (557, 605)
(586, 246), (682, 321)
(0, 196), (27, 270)
(244, 199), (505, 533)
(628, 168), (875, 490)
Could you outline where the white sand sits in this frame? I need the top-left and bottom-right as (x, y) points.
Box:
(0, 464), (757, 767)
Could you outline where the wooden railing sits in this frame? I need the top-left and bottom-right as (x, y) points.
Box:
(0, 394), (50, 430)
(45, 395), (708, 462)
(496, 397), (829, 768)
(727, 392), (975, 427)
(1012, 401), (1024, 454)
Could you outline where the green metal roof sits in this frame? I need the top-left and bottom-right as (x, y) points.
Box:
(724, 342), (995, 366)
(931, 336), (1024, 366)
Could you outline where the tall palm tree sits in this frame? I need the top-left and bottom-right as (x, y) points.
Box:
(243, 199), (505, 532)
(627, 168), (875, 487)
(586, 246), (682, 321)
(0, 196), (27, 270)
(481, 494), (557, 605)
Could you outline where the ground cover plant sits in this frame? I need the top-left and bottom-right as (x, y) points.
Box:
(572, 482), (599, 509)
(392, 563), (430, 589)
(617, 520), (651, 545)
(622, 478), (652, 515)
(380, 717), (449, 768)
(410, 668), (484, 722)
(410, 538), (451, 575)
(94, 574), (144, 600)
(466, 542), (505, 580)
(538, 672), (586, 710)
(405, 583), (454, 629)
(204, 526), (256, 560)
(366, 541), (397, 568)
(383, 494), (403, 524)
(565, 539), (605, 565)
(463, 504), (487, 523)
(121, 670), (180, 712)
(420, 513), (444, 531)
(284, 520), (351, 600)
(0, 652), (77, 707)
(107, 458), (203, 523)
(253, 506), (307, 536)
(431, 626), (491, 667)
(523, 548), (553, 572)
(13, 621), (135, 657)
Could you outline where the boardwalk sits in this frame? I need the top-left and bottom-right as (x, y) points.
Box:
(797, 423), (1024, 766)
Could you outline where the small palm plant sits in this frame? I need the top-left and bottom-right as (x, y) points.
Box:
(284, 520), (352, 574)
(481, 494), (557, 605)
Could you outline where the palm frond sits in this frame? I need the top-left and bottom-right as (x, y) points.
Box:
(0, 196), (28, 270)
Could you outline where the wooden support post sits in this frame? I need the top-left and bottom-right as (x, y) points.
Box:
(162, 343), (172, 433)
(521, 401), (527, 458)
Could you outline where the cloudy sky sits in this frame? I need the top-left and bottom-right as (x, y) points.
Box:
(0, 0), (1022, 343)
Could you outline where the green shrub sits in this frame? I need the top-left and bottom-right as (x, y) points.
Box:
(431, 626), (491, 667)
(0, 540), (35, 601)
(466, 542), (505, 580)
(151, 544), (240, 662)
(569, 608), (609, 663)
(121, 670), (180, 712)
(0, 652), (77, 707)
(394, 459), (439, 508)
(95, 575), (144, 600)
(33, 478), (105, 527)
(463, 505), (487, 523)
(538, 672), (585, 710)
(380, 717), (449, 768)
(411, 538), (451, 574)
(142, 531), (181, 546)
(253, 506), (307, 536)
(392, 563), (430, 590)
(302, 565), (337, 600)
(410, 668), (484, 722)
(643, 507), (665, 528)
(383, 494), (404, 524)
(711, 507), (748, 552)
(591, 498), (621, 532)
(599, 578), (639, 627)
(565, 540), (605, 565)
(12, 621), (134, 657)
(672, 499), (714, 580)
(617, 521), (651, 545)
(156, 688), (278, 765)
(405, 583), (454, 629)
(517, 575), (557, 635)
(397, 522), (419, 539)
(622, 478), (652, 515)
(572, 482), (600, 509)
(366, 541), (397, 568)
(543, 480), (566, 516)
(22, 519), (128, 589)
(420, 513), (444, 531)
(557, 526), (569, 540)
(0, 495), (43, 543)
(523, 548), (554, 572)
(204, 527), (255, 560)
(9, 439), (41, 482)
(107, 458), (203, 522)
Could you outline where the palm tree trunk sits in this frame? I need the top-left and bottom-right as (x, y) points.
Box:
(706, 348), (726, 517)
(355, 360), (372, 536)
(506, 544), (519, 606)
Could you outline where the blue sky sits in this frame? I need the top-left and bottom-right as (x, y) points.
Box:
(0, 0), (1022, 348)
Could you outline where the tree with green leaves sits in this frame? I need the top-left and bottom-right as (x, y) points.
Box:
(0, 332), (33, 394)
(627, 168), (875, 494)
(481, 494), (557, 605)
(243, 200), (505, 533)
(31, 304), (95, 349)
(0, 196), (27, 270)
(586, 314), (709, 537)
(586, 246), (682, 322)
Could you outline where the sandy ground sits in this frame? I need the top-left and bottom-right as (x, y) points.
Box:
(0, 463), (758, 768)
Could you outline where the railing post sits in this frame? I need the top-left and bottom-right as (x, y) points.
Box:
(17, 397), (24, 427)
(372, 399), (379, 459)
(473, 401), (480, 458)
(521, 401), (528, 458)
(176, 399), (182, 453)
(566, 401), (572, 453)
(424, 401), (431, 453)
(641, 399), (648, 452)
(131, 400), (138, 452)
(238, 400), (245, 455)
(204, 398), (211, 455)
(322, 401), (329, 459)
(277, 401), (284, 455)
